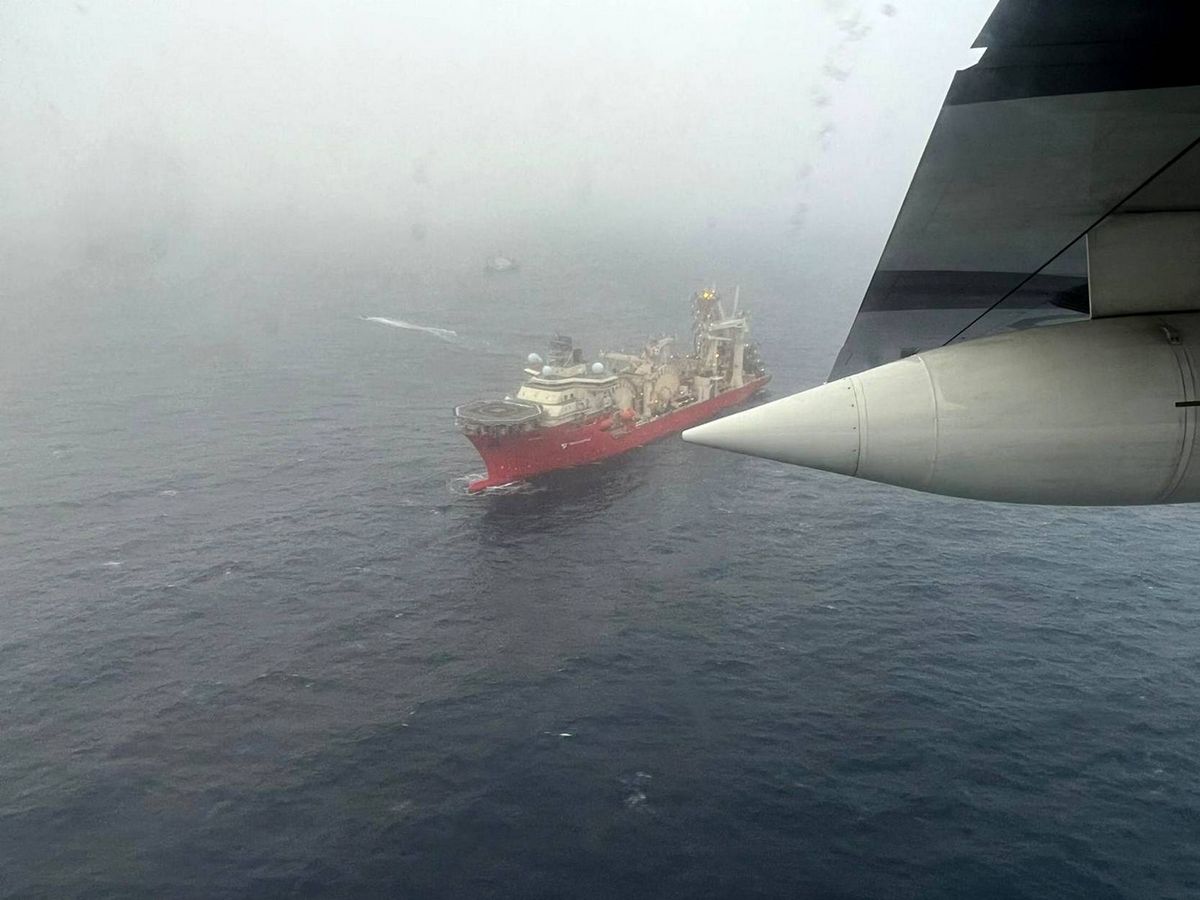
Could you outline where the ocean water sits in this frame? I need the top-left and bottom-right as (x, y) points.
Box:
(4, 231), (1200, 899)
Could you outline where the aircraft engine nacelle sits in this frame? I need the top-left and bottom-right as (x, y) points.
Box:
(683, 313), (1200, 505)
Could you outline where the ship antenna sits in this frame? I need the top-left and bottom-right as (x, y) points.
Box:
(732, 285), (740, 316)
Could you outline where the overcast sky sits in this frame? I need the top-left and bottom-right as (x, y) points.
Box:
(2, 0), (996, 282)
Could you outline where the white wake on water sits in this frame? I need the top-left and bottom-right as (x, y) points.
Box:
(447, 474), (542, 496)
(361, 316), (459, 342)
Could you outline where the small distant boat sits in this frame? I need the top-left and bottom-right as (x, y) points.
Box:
(484, 254), (519, 274)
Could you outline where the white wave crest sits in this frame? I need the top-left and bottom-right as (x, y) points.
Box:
(362, 316), (458, 342)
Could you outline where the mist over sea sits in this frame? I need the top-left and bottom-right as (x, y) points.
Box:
(3, 224), (1200, 899)
(5, 1), (1200, 895)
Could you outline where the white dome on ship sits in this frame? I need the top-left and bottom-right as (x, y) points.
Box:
(591, 362), (605, 374)
(527, 353), (543, 366)
(541, 365), (553, 377)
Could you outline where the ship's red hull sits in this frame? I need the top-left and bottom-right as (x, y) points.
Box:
(464, 376), (770, 492)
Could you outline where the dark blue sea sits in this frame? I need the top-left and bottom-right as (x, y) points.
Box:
(4, 227), (1200, 899)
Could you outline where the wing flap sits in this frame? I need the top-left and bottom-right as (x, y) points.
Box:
(1088, 212), (1200, 318)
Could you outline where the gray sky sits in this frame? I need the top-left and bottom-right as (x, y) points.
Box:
(2, 0), (995, 281)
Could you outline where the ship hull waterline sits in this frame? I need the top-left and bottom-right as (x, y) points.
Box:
(465, 376), (770, 492)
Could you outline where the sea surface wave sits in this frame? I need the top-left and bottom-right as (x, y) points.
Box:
(3, 237), (1199, 898)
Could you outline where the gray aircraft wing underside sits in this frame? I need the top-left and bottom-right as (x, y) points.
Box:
(830, 0), (1200, 381)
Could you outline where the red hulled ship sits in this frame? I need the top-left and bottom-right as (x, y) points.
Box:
(455, 287), (770, 492)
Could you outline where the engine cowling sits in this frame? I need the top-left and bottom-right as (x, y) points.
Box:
(684, 313), (1200, 505)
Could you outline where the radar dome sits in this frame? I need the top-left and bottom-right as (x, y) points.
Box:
(527, 353), (543, 366)
(591, 362), (605, 374)
(541, 365), (553, 377)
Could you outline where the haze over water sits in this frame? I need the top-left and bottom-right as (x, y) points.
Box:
(4, 2), (1200, 898)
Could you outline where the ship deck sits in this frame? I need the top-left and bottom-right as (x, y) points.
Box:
(455, 398), (542, 427)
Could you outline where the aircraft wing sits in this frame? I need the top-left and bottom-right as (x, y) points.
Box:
(830, 0), (1200, 380)
(685, 0), (1200, 505)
